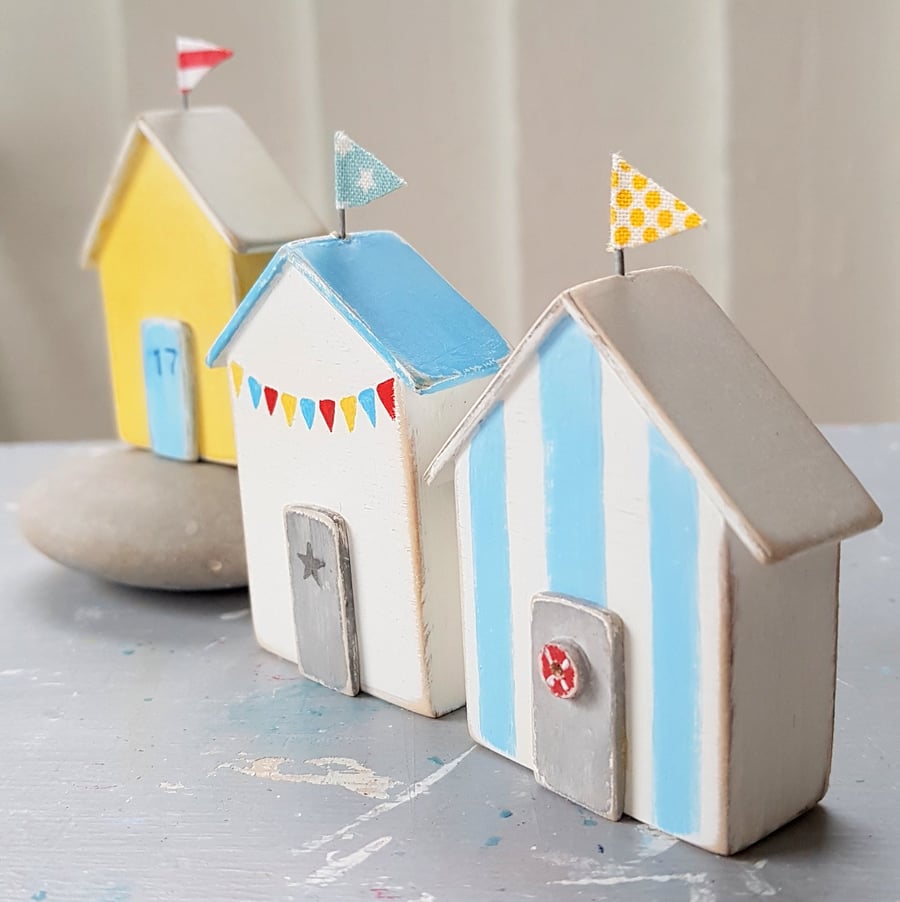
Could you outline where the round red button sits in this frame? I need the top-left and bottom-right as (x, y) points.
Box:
(540, 641), (580, 699)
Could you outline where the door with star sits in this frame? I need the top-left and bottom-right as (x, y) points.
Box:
(284, 505), (360, 695)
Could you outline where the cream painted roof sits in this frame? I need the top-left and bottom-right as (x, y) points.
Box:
(82, 106), (324, 266)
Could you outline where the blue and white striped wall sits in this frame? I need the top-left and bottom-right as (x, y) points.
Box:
(453, 313), (728, 847)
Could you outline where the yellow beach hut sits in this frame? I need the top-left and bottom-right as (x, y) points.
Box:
(81, 106), (324, 464)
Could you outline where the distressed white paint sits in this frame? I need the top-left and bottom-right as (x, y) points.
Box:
(306, 835), (393, 887)
(300, 746), (476, 854)
(538, 848), (711, 893)
(601, 359), (653, 824)
(452, 447), (481, 742)
(726, 538), (839, 854)
(552, 872), (710, 888)
(741, 860), (777, 897)
(159, 781), (186, 793)
(227, 263), (481, 715)
(632, 823), (678, 860)
(695, 490), (728, 852)
(403, 380), (485, 716)
(229, 756), (399, 800)
(502, 361), (547, 767)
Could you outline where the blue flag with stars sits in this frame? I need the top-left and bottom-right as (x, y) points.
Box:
(334, 131), (406, 209)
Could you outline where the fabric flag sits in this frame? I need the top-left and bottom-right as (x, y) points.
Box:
(608, 154), (704, 251)
(176, 36), (233, 96)
(334, 132), (406, 209)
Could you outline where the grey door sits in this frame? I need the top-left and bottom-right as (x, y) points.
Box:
(531, 592), (626, 820)
(284, 505), (360, 696)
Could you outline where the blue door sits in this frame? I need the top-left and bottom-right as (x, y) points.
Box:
(141, 318), (198, 461)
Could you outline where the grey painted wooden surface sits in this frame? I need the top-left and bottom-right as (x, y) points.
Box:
(1, 431), (898, 901)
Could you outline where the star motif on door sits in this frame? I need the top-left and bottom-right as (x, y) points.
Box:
(297, 541), (326, 586)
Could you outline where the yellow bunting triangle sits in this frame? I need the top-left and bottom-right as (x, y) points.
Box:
(230, 361), (244, 396)
(281, 392), (298, 427)
(340, 395), (358, 432)
(608, 154), (704, 251)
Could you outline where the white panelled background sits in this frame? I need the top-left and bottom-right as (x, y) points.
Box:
(1, 0), (897, 440)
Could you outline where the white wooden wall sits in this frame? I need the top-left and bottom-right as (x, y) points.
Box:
(1, 0), (897, 440)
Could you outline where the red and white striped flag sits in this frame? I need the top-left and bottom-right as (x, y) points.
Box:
(176, 36), (232, 97)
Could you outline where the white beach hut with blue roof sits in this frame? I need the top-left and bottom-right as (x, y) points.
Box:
(207, 223), (509, 716)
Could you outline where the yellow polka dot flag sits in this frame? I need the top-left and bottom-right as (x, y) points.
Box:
(608, 154), (705, 251)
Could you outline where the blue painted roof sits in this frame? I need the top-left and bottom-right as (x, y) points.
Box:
(207, 230), (510, 394)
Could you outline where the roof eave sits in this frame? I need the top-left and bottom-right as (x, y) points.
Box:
(80, 121), (143, 269)
(81, 109), (321, 269)
(424, 297), (567, 485)
(206, 249), (290, 367)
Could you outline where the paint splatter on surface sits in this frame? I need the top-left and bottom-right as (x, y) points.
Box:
(499, 808), (513, 818)
(306, 835), (393, 887)
(484, 835), (501, 847)
(121, 649), (135, 656)
(634, 822), (678, 859)
(583, 817), (598, 826)
(298, 746), (476, 856)
(226, 679), (382, 738)
(159, 781), (186, 793)
(225, 755), (400, 800)
(31, 892), (47, 901)
(427, 755), (444, 766)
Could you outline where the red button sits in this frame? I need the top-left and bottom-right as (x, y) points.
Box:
(540, 641), (580, 699)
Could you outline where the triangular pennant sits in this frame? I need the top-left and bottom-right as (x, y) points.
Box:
(300, 398), (316, 430)
(281, 393), (298, 427)
(229, 361), (244, 397)
(264, 386), (278, 415)
(340, 396), (358, 432)
(334, 132), (406, 209)
(176, 36), (233, 96)
(608, 154), (704, 251)
(376, 378), (396, 420)
(319, 399), (336, 432)
(247, 377), (262, 409)
(358, 388), (377, 427)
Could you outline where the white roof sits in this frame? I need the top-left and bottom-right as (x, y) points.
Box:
(427, 266), (882, 564)
(82, 106), (324, 266)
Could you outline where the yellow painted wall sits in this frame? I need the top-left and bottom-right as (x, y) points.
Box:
(96, 138), (270, 465)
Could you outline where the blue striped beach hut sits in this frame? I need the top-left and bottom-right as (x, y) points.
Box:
(426, 266), (881, 854)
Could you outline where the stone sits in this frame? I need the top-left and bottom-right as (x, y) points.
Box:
(19, 446), (247, 591)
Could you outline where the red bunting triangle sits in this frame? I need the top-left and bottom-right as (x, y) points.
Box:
(376, 378), (396, 420)
(264, 386), (278, 415)
(319, 399), (336, 432)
